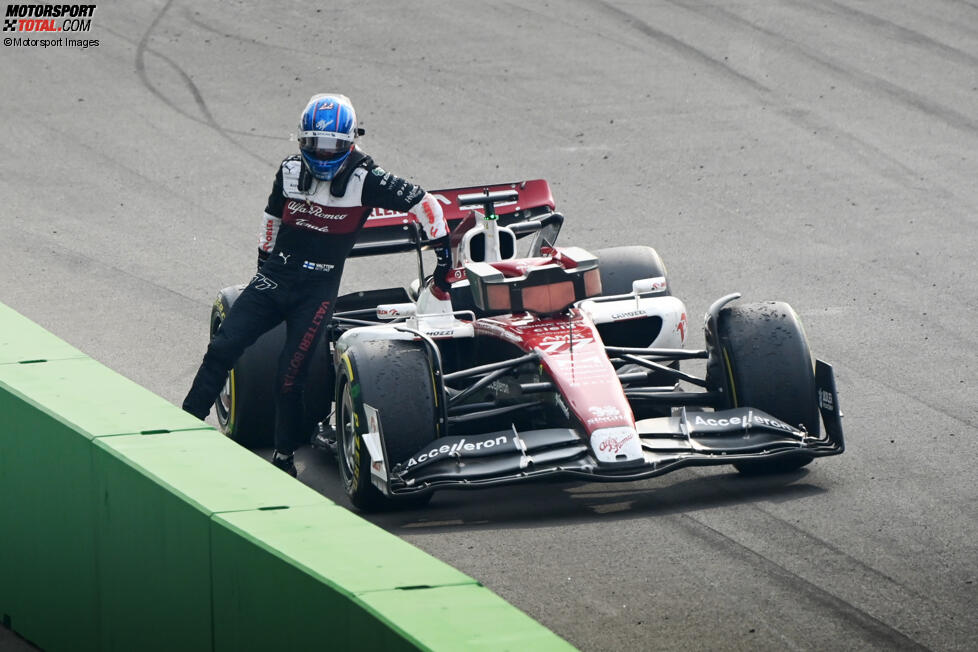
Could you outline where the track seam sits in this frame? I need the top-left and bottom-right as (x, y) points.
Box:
(674, 512), (932, 651)
(664, 0), (978, 135)
(799, 0), (978, 69)
(578, 0), (977, 211)
(747, 502), (975, 627)
(586, 0), (771, 93)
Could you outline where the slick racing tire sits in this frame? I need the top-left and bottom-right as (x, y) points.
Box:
(713, 301), (819, 475)
(335, 339), (437, 511)
(211, 285), (279, 448)
(211, 285), (331, 449)
(592, 245), (670, 297)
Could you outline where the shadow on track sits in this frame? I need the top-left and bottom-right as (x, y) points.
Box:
(291, 444), (825, 533)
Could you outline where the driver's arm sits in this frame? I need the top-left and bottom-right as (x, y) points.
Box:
(361, 167), (453, 291)
(256, 164), (285, 270)
(408, 194), (453, 292)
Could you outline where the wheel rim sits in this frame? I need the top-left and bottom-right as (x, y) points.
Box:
(339, 380), (358, 479)
(215, 371), (232, 431)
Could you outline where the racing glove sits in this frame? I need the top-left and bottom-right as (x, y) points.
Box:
(430, 235), (454, 294)
(257, 248), (270, 272)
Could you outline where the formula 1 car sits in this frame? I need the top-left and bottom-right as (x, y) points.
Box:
(210, 180), (844, 510)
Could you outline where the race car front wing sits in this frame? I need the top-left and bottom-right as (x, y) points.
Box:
(360, 361), (845, 496)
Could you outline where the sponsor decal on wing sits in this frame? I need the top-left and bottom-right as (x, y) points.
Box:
(401, 433), (513, 471)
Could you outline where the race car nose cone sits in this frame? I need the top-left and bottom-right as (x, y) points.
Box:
(590, 427), (643, 464)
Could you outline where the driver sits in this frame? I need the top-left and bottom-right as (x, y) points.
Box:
(182, 93), (453, 477)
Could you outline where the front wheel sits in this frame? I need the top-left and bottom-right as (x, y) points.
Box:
(335, 339), (437, 511)
(712, 301), (819, 475)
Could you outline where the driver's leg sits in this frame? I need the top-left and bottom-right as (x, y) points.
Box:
(182, 275), (285, 420)
(270, 273), (341, 473)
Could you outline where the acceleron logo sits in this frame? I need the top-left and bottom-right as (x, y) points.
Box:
(3, 3), (96, 32)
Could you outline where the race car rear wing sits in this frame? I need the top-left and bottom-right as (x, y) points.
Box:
(350, 179), (556, 257)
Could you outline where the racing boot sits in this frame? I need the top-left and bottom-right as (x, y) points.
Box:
(270, 450), (298, 478)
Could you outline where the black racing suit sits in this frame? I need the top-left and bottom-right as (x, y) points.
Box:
(182, 149), (451, 453)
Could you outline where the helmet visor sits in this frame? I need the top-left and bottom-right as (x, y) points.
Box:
(298, 134), (353, 161)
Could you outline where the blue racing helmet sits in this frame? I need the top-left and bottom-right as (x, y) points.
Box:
(298, 94), (358, 180)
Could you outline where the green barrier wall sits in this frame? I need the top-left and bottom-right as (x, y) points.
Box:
(0, 303), (573, 651)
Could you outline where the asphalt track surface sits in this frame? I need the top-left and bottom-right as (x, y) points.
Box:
(2, 1), (977, 650)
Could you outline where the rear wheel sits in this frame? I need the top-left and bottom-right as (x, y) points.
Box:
(211, 285), (331, 449)
(713, 301), (819, 474)
(211, 286), (280, 448)
(335, 339), (437, 511)
(592, 245), (670, 297)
